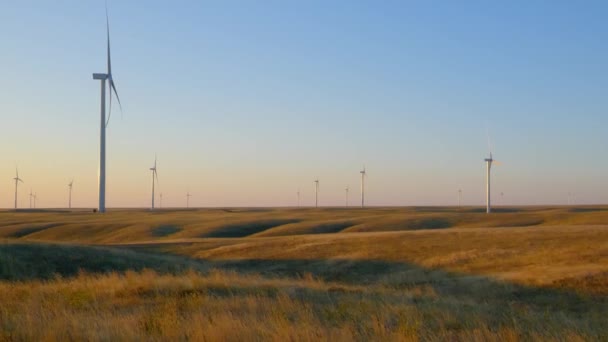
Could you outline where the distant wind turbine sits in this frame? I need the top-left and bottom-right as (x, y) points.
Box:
(149, 155), (159, 210)
(345, 186), (349, 207)
(186, 192), (192, 208)
(458, 188), (462, 208)
(314, 179), (319, 208)
(484, 153), (494, 213)
(68, 179), (74, 209)
(92, 4), (123, 213)
(160, 193), (163, 208)
(13, 168), (24, 209)
(297, 189), (300, 207)
(360, 166), (366, 208)
(484, 139), (500, 213)
(29, 189), (34, 209)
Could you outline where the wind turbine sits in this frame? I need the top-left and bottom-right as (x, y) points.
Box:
(484, 152), (494, 213)
(13, 168), (24, 209)
(160, 193), (163, 208)
(92, 5), (123, 213)
(458, 188), (462, 208)
(149, 155), (159, 210)
(484, 149), (500, 214)
(297, 188), (300, 207)
(314, 179), (319, 208)
(29, 189), (34, 209)
(186, 192), (192, 208)
(360, 166), (366, 208)
(345, 186), (349, 207)
(68, 179), (74, 209)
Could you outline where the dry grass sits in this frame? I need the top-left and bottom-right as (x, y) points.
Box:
(0, 207), (607, 340)
(0, 269), (604, 341)
(3, 206), (608, 244)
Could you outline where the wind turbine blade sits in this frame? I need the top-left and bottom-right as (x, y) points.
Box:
(106, 83), (112, 127)
(106, 80), (123, 127)
(111, 80), (123, 112)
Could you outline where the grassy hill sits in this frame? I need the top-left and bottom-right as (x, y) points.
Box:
(2, 206), (608, 243)
(0, 207), (607, 340)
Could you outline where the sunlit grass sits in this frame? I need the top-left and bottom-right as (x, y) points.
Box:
(0, 206), (607, 340)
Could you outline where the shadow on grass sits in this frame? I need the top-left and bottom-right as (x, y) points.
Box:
(202, 219), (301, 238)
(8, 223), (65, 238)
(151, 225), (182, 237)
(307, 222), (355, 234)
(405, 218), (453, 230)
(0, 243), (204, 281)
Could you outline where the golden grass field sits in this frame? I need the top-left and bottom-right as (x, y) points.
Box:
(1, 206), (607, 341)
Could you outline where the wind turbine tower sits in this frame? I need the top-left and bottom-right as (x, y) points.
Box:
(458, 188), (462, 208)
(13, 168), (24, 209)
(314, 179), (319, 208)
(149, 156), (159, 210)
(92, 6), (122, 213)
(29, 189), (33, 209)
(297, 189), (300, 207)
(345, 186), (349, 207)
(360, 166), (366, 208)
(484, 153), (494, 213)
(186, 192), (192, 208)
(68, 179), (74, 209)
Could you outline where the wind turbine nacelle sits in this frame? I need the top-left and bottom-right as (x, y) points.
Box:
(93, 73), (109, 80)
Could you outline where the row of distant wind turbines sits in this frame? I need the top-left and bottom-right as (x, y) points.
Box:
(297, 166), (368, 209)
(9, 6), (502, 213)
(9, 162), (196, 210)
(8, 168), (70, 209)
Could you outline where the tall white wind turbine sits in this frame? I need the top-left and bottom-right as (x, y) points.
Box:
(68, 179), (74, 209)
(314, 179), (319, 208)
(93, 5), (123, 213)
(484, 153), (494, 213)
(186, 192), (192, 208)
(297, 188), (300, 207)
(150, 155), (159, 210)
(29, 189), (34, 209)
(360, 166), (366, 208)
(13, 168), (24, 209)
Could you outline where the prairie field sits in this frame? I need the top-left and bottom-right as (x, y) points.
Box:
(0, 206), (607, 341)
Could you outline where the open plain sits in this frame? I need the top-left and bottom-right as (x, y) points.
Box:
(1, 206), (607, 341)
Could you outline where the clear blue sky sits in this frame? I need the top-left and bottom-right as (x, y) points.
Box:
(1, 1), (607, 208)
